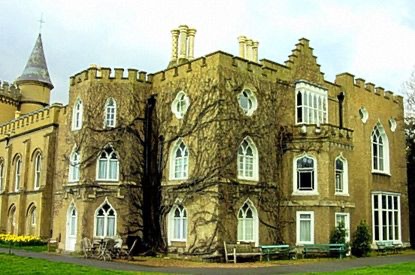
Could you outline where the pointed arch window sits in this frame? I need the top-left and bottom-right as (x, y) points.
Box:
(72, 98), (83, 130)
(170, 141), (188, 180)
(335, 156), (348, 195)
(94, 201), (117, 238)
(97, 147), (119, 181)
(237, 201), (259, 245)
(27, 204), (37, 235)
(0, 159), (4, 192)
(14, 157), (22, 192)
(104, 98), (117, 128)
(69, 150), (80, 182)
(294, 154), (317, 194)
(168, 205), (187, 242)
(237, 137), (259, 181)
(8, 205), (16, 234)
(34, 153), (42, 190)
(372, 123), (389, 174)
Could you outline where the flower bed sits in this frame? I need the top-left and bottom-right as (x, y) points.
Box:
(0, 234), (44, 246)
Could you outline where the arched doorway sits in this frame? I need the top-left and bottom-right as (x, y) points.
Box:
(65, 203), (77, 251)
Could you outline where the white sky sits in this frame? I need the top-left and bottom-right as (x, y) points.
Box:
(1, 0), (414, 104)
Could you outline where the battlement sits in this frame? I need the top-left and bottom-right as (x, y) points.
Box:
(0, 103), (65, 137)
(152, 50), (279, 82)
(0, 80), (21, 101)
(70, 66), (153, 87)
(335, 73), (402, 104)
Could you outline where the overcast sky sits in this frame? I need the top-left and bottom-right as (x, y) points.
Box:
(1, 0), (414, 104)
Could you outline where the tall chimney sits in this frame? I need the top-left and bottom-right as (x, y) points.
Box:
(187, 28), (196, 59)
(178, 25), (189, 60)
(237, 36), (259, 62)
(252, 41), (259, 62)
(171, 29), (180, 61)
(238, 36), (246, 59)
(246, 39), (253, 61)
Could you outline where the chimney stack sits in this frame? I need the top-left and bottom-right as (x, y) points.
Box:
(237, 35), (259, 62)
(169, 25), (196, 67)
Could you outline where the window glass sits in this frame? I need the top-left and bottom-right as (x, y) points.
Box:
(295, 82), (327, 125)
(372, 193), (401, 241)
(238, 89), (257, 116)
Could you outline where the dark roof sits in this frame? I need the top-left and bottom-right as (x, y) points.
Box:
(16, 34), (53, 89)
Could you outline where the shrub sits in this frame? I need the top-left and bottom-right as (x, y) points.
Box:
(330, 221), (347, 244)
(351, 220), (371, 257)
(0, 234), (44, 246)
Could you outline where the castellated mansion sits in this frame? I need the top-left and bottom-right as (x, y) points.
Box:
(0, 25), (409, 254)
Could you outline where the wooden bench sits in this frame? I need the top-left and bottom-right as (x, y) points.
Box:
(223, 241), (262, 263)
(260, 244), (296, 261)
(376, 241), (402, 254)
(303, 243), (347, 259)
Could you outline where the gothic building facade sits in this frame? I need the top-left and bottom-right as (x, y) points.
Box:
(0, 25), (409, 254)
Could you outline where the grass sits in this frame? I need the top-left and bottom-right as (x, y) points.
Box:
(324, 261), (415, 274)
(0, 243), (48, 252)
(0, 253), (167, 275)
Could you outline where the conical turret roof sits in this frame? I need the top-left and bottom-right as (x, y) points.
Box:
(16, 34), (54, 89)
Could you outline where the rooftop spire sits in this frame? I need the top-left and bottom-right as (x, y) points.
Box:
(16, 33), (54, 89)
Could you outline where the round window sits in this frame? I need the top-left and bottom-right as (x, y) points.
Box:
(238, 89), (257, 116)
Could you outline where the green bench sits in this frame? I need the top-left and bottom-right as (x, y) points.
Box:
(376, 241), (402, 254)
(260, 245), (296, 261)
(303, 243), (347, 259)
(223, 241), (262, 263)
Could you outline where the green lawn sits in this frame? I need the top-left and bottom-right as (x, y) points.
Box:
(1, 252), (414, 274)
(315, 262), (415, 274)
(0, 253), (167, 275)
(0, 243), (48, 252)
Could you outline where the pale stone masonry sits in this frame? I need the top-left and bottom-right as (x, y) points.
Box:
(0, 26), (409, 254)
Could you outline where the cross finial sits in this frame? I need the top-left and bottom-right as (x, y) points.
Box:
(38, 14), (45, 33)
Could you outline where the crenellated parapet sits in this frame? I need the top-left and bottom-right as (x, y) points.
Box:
(0, 80), (21, 104)
(335, 73), (403, 104)
(69, 65), (153, 87)
(0, 103), (65, 138)
(152, 51), (279, 82)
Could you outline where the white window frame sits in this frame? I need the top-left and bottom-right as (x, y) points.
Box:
(169, 140), (189, 180)
(171, 91), (190, 119)
(359, 107), (369, 123)
(334, 155), (348, 195)
(29, 206), (37, 226)
(295, 81), (328, 125)
(389, 118), (397, 132)
(237, 137), (259, 181)
(167, 205), (188, 244)
(34, 153), (41, 190)
(371, 123), (390, 174)
(372, 192), (401, 242)
(293, 153), (318, 195)
(0, 159), (4, 192)
(94, 199), (117, 238)
(96, 147), (119, 181)
(72, 98), (83, 131)
(296, 211), (314, 245)
(104, 98), (117, 128)
(68, 150), (80, 183)
(335, 212), (350, 242)
(237, 199), (259, 246)
(237, 88), (258, 116)
(15, 157), (22, 192)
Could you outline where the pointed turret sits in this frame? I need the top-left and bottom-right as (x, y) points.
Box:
(16, 34), (54, 114)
